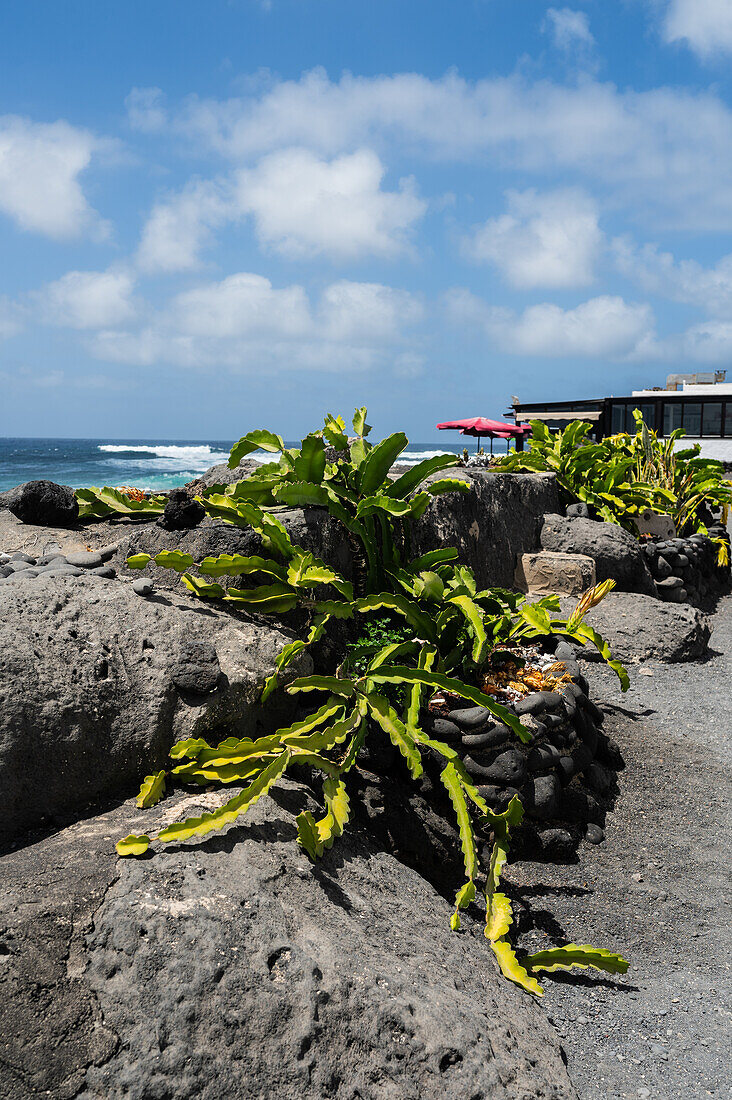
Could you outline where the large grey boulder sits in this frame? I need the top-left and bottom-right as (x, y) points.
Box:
(0, 574), (308, 841)
(413, 471), (560, 589)
(560, 592), (711, 663)
(541, 514), (656, 595)
(0, 783), (575, 1100)
(118, 510), (352, 593)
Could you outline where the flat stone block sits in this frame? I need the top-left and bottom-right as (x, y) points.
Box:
(515, 550), (596, 596)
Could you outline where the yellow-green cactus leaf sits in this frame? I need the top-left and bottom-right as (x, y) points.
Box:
(136, 770), (166, 809)
(116, 833), (151, 857)
(156, 752), (290, 846)
(491, 939), (544, 997)
(522, 944), (629, 976)
(485, 892), (513, 943)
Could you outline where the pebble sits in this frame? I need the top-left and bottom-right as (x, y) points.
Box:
(65, 551), (104, 568)
(44, 564), (84, 576)
(89, 566), (116, 579)
(585, 823), (605, 844)
(10, 552), (36, 563)
(132, 578), (154, 597)
(632, 872), (644, 882)
(6, 568), (41, 581)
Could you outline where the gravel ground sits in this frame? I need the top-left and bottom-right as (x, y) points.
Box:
(506, 593), (732, 1100)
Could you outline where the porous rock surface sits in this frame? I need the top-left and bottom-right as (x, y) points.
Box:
(413, 471), (560, 589)
(541, 514), (656, 596)
(184, 458), (262, 494)
(559, 591), (711, 663)
(0, 782), (576, 1100)
(118, 510), (352, 593)
(0, 574), (308, 841)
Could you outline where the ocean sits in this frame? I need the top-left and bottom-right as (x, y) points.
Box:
(0, 437), (504, 493)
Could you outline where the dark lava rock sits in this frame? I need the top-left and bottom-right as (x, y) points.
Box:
(541, 514), (656, 595)
(529, 774), (560, 819)
(538, 827), (576, 860)
(170, 637), (221, 695)
(0, 788), (577, 1100)
(158, 488), (206, 530)
(2, 479), (79, 526)
(565, 502), (590, 519)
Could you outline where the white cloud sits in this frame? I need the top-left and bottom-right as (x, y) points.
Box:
(464, 188), (603, 288)
(0, 116), (105, 239)
(663, 0), (732, 58)
(168, 272), (311, 338)
(136, 180), (228, 273)
(640, 320), (732, 364)
(125, 87), (168, 132)
(233, 148), (425, 260)
(544, 8), (595, 51)
(318, 280), (423, 340)
(613, 237), (732, 317)
(89, 273), (422, 373)
(446, 289), (653, 358)
(39, 269), (137, 329)
(169, 69), (732, 228)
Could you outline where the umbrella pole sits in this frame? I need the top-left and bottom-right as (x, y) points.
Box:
(490, 436), (494, 456)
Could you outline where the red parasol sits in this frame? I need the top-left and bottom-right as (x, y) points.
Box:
(436, 417), (531, 453)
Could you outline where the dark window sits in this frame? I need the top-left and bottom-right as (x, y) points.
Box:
(663, 403), (682, 435)
(611, 404), (625, 433)
(639, 403), (656, 430)
(683, 403), (702, 436)
(702, 402), (722, 437)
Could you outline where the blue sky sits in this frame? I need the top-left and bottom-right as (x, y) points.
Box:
(3, 0), (732, 441)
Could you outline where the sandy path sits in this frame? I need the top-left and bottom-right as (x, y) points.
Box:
(508, 594), (732, 1099)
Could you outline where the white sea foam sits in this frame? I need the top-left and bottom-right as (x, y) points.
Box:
(98, 443), (230, 471)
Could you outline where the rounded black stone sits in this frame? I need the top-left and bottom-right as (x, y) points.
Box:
(514, 693), (546, 717)
(527, 745), (558, 774)
(461, 725), (510, 749)
(447, 705), (491, 730)
(132, 578), (154, 596)
(428, 718), (462, 743)
(464, 748), (527, 786)
(585, 823), (605, 844)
